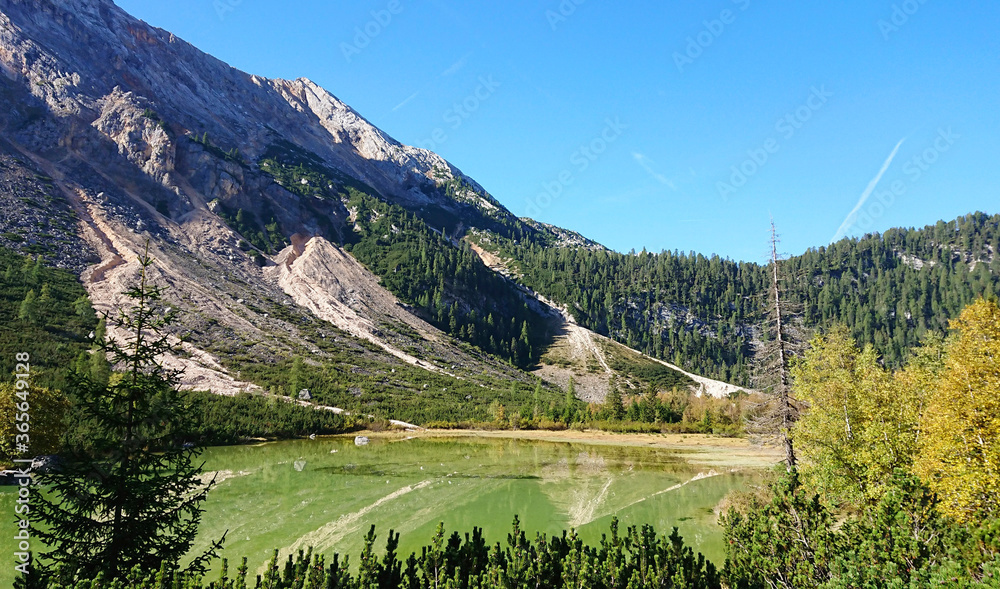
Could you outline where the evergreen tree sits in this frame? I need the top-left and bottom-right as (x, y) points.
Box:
(29, 255), (43, 284)
(73, 296), (95, 322)
(640, 387), (658, 423)
(17, 288), (38, 322)
(563, 376), (576, 423)
(37, 283), (53, 312)
(87, 349), (111, 388)
(533, 380), (542, 419)
(94, 317), (106, 343)
(289, 355), (305, 397)
(604, 378), (626, 421)
(33, 246), (225, 582)
(722, 473), (839, 589)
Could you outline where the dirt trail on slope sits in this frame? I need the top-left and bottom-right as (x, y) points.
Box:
(465, 244), (743, 401)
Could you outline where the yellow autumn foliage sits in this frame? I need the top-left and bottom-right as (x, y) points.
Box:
(0, 383), (69, 466)
(914, 298), (1000, 521)
(791, 325), (936, 505)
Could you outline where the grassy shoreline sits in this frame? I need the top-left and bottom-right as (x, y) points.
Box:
(329, 428), (784, 468)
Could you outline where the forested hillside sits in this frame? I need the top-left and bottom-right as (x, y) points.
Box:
(0, 248), (97, 390)
(254, 135), (1000, 388)
(491, 212), (1000, 384)
(344, 192), (552, 368)
(256, 145), (555, 369)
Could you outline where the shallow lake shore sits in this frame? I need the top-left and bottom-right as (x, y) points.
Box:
(337, 429), (784, 468)
(0, 429), (779, 586)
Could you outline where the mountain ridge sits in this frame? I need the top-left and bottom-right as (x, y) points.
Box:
(0, 0), (736, 413)
(2, 0), (995, 413)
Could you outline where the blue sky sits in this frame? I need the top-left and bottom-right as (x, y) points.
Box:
(115, 0), (1000, 262)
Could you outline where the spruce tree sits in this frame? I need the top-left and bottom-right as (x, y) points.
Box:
(605, 378), (626, 421)
(17, 288), (37, 322)
(33, 246), (224, 582)
(532, 380), (542, 419)
(563, 377), (576, 423)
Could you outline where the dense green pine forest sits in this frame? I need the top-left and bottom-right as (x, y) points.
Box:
(343, 191), (551, 368)
(495, 212), (1000, 384)
(255, 139), (1000, 387)
(255, 144), (554, 369)
(0, 248), (98, 390)
(252, 140), (1000, 387)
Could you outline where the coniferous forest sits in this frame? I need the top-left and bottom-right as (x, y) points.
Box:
(344, 190), (551, 369)
(500, 212), (1000, 384)
(4, 216), (1000, 587)
(3, 1), (1000, 586)
(250, 138), (1000, 388)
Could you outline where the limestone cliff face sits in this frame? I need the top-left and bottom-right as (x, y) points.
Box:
(0, 0), (741, 400)
(0, 0), (502, 226)
(0, 0), (527, 391)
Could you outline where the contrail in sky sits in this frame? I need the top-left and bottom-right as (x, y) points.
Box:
(830, 138), (905, 243)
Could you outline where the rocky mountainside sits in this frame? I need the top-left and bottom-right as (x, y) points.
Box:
(0, 0), (736, 410)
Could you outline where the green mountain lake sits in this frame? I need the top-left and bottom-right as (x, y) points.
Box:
(0, 433), (777, 583)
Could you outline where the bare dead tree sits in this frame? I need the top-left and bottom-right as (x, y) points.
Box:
(746, 219), (806, 471)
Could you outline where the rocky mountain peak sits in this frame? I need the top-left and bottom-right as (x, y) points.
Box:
(0, 0), (744, 405)
(2, 0), (499, 221)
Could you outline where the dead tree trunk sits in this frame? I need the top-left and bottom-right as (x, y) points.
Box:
(770, 221), (797, 470)
(748, 219), (800, 471)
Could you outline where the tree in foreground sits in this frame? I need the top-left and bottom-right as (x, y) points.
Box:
(915, 297), (1000, 522)
(33, 247), (224, 582)
(15, 517), (722, 589)
(789, 326), (942, 505)
(746, 220), (804, 471)
(722, 472), (839, 589)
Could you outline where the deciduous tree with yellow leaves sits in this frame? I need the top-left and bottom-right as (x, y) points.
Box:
(0, 383), (68, 467)
(791, 326), (944, 505)
(915, 298), (1000, 521)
